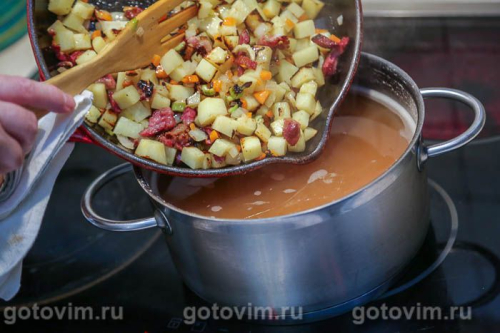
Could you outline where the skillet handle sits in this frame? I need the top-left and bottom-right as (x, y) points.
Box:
(419, 88), (486, 167)
(81, 163), (160, 232)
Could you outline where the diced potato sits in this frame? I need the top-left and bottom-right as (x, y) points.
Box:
(294, 20), (315, 39)
(75, 50), (97, 65)
(304, 127), (318, 141)
(48, 0), (75, 15)
(291, 67), (316, 89)
(207, 47), (228, 65)
(140, 69), (159, 86)
(100, 21), (127, 41)
(170, 61), (198, 82)
(113, 117), (144, 139)
(292, 45), (319, 68)
(228, 0), (252, 24)
(220, 24), (238, 36)
(121, 101), (152, 122)
(280, 11), (298, 33)
(72, 1), (95, 19)
(169, 85), (195, 101)
(181, 147), (206, 169)
(274, 84), (287, 103)
(224, 36), (239, 50)
(202, 153), (213, 170)
(241, 136), (262, 162)
(254, 123), (272, 143)
(289, 38), (298, 52)
(292, 110), (310, 129)
(287, 2), (305, 18)
(198, 0), (214, 19)
(98, 110), (118, 132)
(270, 118), (285, 136)
(302, 0), (325, 20)
(87, 83), (108, 109)
(150, 92), (171, 110)
(268, 136), (288, 156)
(165, 146), (177, 165)
(288, 131), (306, 152)
(197, 98), (228, 126)
(135, 139), (169, 165)
(160, 49), (185, 75)
(311, 100), (323, 121)
(155, 84), (169, 97)
(73, 33), (91, 50)
(55, 30), (75, 52)
(296, 92), (316, 115)
(236, 116), (257, 135)
(276, 60), (299, 85)
(48, 20), (70, 35)
(62, 13), (86, 33)
(196, 59), (218, 82)
(295, 38), (313, 50)
(313, 67), (326, 87)
(245, 96), (261, 111)
(300, 80), (318, 96)
(209, 139), (237, 157)
(272, 102), (292, 119)
(263, 0), (280, 19)
(113, 86), (141, 109)
(212, 116), (238, 137)
(85, 105), (102, 123)
(92, 36), (107, 53)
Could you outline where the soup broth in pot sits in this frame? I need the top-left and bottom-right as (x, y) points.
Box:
(157, 90), (415, 219)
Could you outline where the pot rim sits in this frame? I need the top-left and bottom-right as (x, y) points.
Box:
(134, 52), (426, 224)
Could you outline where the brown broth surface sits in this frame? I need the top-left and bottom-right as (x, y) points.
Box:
(158, 92), (413, 219)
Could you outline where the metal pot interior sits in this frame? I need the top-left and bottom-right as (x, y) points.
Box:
(136, 53), (426, 220)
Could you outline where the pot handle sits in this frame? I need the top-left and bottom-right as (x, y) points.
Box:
(419, 88), (486, 166)
(81, 163), (159, 232)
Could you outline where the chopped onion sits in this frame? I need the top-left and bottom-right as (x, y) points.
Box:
(254, 23), (271, 39)
(189, 128), (208, 142)
(337, 15), (343, 26)
(233, 45), (256, 61)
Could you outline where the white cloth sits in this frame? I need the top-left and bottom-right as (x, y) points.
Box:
(0, 91), (93, 300)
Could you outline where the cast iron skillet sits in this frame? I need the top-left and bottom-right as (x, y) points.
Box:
(27, 0), (363, 178)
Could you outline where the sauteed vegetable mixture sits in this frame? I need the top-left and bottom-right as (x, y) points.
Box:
(47, 0), (349, 169)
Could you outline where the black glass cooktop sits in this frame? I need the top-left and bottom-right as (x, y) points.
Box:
(1, 17), (499, 332)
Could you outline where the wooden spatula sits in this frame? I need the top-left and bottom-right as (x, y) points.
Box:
(35, 0), (198, 119)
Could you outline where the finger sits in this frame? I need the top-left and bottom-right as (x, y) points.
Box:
(0, 101), (38, 154)
(0, 75), (75, 114)
(0, 123), (24, 174)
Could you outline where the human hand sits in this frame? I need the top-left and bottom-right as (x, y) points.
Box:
(0, 75), (75, 174)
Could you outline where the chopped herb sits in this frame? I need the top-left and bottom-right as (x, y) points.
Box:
(172, 101), (187, 112)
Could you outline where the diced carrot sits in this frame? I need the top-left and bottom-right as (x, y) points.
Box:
(91, 30), (102, 40)
(226, 70), (233, 79)
(209, 130), (219, 142)
(241, 98), (248, 109)
(156, 66), (168, 79)
(246, 112), (253, 118)
(330, 34), (341, 43)
(95, 9), (112, 21)
(151, 54), (161, 67)
(298, 13), (309, 22)
(81, 0), (88, 3)
(266, 110), (273, 118)
(189, 123), (196, 130)
(170, 80), (179, 85)
(255, 153), (267, 161)
(122, 80), (133, 88)
(316, 29), (328, 34)
(236, 145), (242, 152)
(285, 19), (295, 29)
(213, 80), (222, 93)
(223, 17), (237, 26)
(260, 70), (272, 81)
(254, 90), (271, 104)
(182, 75), (199, 84)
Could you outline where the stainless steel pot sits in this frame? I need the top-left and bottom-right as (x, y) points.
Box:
(81, 53), (485, 322)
